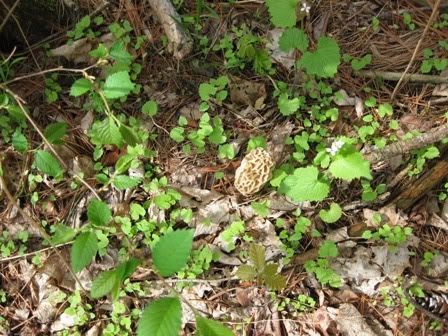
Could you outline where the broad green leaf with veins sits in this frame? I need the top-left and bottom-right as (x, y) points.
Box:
(298, 36), (340, 78)
(329, 146), (371, 181)
(137, 297), (182, 336)
(266, 0), (298, 28)
(279, 166), (330, 202)
(279, 28), (309, 52)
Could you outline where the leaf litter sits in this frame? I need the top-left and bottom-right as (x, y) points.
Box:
(1, 0), (448, 335)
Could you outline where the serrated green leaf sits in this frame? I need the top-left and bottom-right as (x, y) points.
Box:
(196, 316), (234, 336)
(278, 166), (330, 202)
(50, 224), (77, 245)
(44, 122), (68, 144)
(34, 150), (63, 178)
(152, 229), (194, 277)
(116, 257), (140, 281)
(298, 36), (340, 78)
(266, 0), (298, 28)
(236, 265), (257, 281)
(87, 200), (112, 226)
(248, 244), (266, 271)
(70, 78), (93, 97)
(109, 41), (133, 65)
(137, 297), (182, 336)
(90, 269), (118, 298)
(278, 93), (301, 116)
(218, 144), (235, 160)
(319, 202), (342, 224)
(112, 175), (141, 190)
(12, 130), (28, 152)
(103, 71), (135, 99)
(119, 124), (139, 146)
(279, 28), (309, 52)
(263, 263), (286, 290)
(71, 231), (98, 272)
(142, 100), (158, 117)
(329, 147), (371, 181)
(90, 117), (123, 146)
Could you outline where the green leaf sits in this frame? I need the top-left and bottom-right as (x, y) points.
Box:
(329, 147), (372, 181)
(152, 229), (194, 277)
(278, 93), (301, 116)
(262, 263), (286, 290)
(196, 316), (234, 336)
(50, 224), (77, 245)
(142, 100), (158, 117)
(199, 83), (217, 101)
(109, 41), (133, 65)
(44, 122), (68, 144)
(351, 54), (372, 71)
(34, 150), (63, 178)
(279, 28), (309, 52)
(169, 127), (185, 143)
(378, 103), (393, 118)
(278, 166), (330, 202)
(119, 124), (139, 146)
(318, 240), (338, 258)
(266, 0), (298, 28)
(103, 71), (135, 99)
(87, 200), (112, 226)
(112, 175), (141, 190)
(298, 36), (341, 78)
(248, 244), (266, 271)
(236, 265), (257, 281)
(319, 202), (342, 224)
(70, 78), (93, 97)
(116, 257), (140, 281)
(90, 117), (123, 146)
(137, 297), (182, 336)
(90, 269), (117, 298)
(12, 130), (28, 152)
(71, 231), (98, 272)
(218, 144), (235, 160)
(251, 200), (270, 217)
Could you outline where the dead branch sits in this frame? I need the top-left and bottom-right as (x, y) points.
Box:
(364, 123), (448, 165)
(358, 70), (448, 84)
(148, 0), (193, 60)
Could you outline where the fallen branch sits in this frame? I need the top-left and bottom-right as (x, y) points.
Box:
(358, 70), (448, 84)
(364, 123), (448, 164)
(148, 0), (193, 60)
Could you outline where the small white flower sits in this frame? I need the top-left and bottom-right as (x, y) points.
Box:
(326, 140), (344, 156)
(300, 3), (311, 14)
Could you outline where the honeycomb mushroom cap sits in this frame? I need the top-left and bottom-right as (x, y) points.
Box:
(234, 148), (275, 196)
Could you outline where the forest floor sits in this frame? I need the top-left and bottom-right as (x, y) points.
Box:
(0, 0), (448, 335)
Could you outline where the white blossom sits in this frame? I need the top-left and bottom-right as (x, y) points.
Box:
(300, 2), (311, 14)
(326, 140), (344, 156)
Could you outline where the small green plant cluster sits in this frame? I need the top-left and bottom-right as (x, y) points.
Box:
(214, 24), (274, 75)
(0, 231), (28, 257)
(170, 76), (236, 158)
(304, 240), (342, 288)
(362, 224), (413, 246)
(420, 45), (448, 74)
(380, 281), (424, 319)
(236, 244), (286, 291)
(220, 220), (251, 252)
(273, 293), (316, 313)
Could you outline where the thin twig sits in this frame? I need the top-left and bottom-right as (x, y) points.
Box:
(0, 0), (20, 33)
(390, 0), (442, 100)
(359, 70), (448, 84)
(0, 242), (73, 263)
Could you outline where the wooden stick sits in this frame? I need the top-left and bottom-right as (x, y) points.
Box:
(358, 70), (448, 84)
(148, 0), (193, 60)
